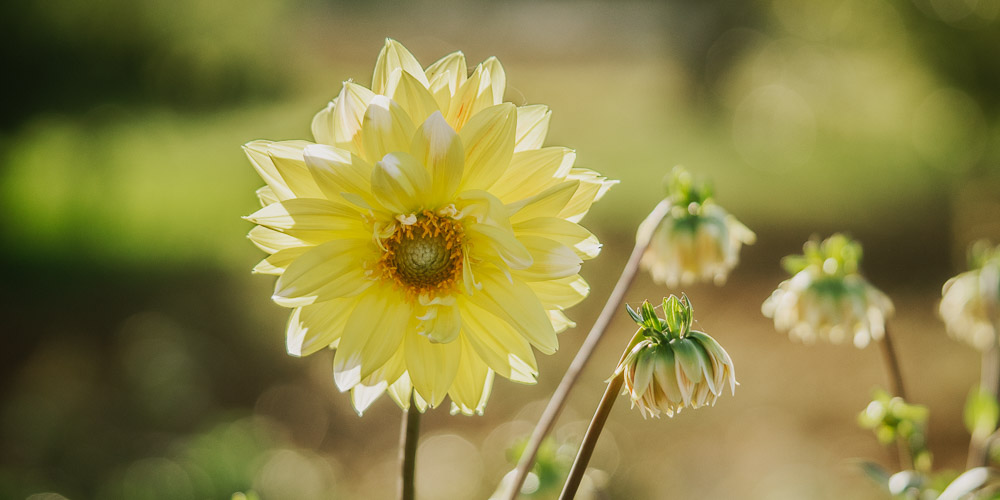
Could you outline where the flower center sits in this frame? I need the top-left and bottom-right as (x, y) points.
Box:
(379, 210), (464, 299)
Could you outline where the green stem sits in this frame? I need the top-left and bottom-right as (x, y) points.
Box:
(399, 400), (421, 500)
(878, 324), (907, 401)
(503, 200), (669, 500)
(968, 343), (1000, 468)
(559, 374), (623, 500)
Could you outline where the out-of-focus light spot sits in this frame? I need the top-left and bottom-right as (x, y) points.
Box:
(26, 494), (70, 500)
(416, 433), (485, 500)
(732, 84), (816, 171)
(771, 0), (839, 41)
(253, 384), (329, 448)
(930, 0), (1000, 25)
(910, 88), (987, 172)
(253, 449), (334, 500)
(121, 457), (195, 500)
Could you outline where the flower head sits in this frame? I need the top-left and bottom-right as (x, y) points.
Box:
(637, 167), (755, 287)
(939, 241), (1000, 350)
(613, 295), (737, 418)
(244, 39), (615, 415)
(762, 234), (893, 348)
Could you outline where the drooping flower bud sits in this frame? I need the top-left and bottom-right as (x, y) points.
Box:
(762, 234), (893, 348)
(637, 167), (755, 288)
(939, 240), (1000, 351)
(614, 295), (737, 418)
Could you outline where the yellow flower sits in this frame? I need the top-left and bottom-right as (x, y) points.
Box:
(615, 296), (737, 418)
(244, 40), (615, 416)
(939, 241), (1000, 350)
(762, 234), (894, 348)
(637, 167), (755, 288)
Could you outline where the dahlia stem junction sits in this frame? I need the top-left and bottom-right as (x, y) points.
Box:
(504, 200), (670, 500)
(559, 373), (623, 500)
(399, 400), (421, 500)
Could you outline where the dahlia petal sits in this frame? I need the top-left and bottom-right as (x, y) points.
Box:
(273, 239), (372, 307)
(411, 112), (464, 206)
(527, 275), (590, 310)
(333, 288), (411, 390)
(332, 82), (377, 153)
(449, 338), (492, 416)
(372, 38), (429, 95)
(513, 216), (600, 259)
(311, 100), (336, 145)
(351, 380), (388, 416)
(256, 186), (279, 207)
(558, 169), (618, 223)
(253, 246), (309, 275)
(386, 68), (440, 127)
(244, 140), (295, 200)
(507, 180), (579, 223)
(286, 298), (355, 357)
(468, 269), (557, 354)
(512, 236), (582, 281)
(360, 95), (416, 164)
(632, 350), (655, 397)
(246, 198), (363, 233)
(425, 51), (467, 111)
(405, 329), (461, 408)
(247, 226), (309, 254)
(361, 344), (407, 388)
(387, 373), (414, 410)
(481, 56), (506, 106)
(466, 223), (533, 270)
(671, 338), (707, 385)
(420, 304), (461, 344)
(372, 151), (432, 213)
(652, 348), (683, 405)
(514, 104), (551, 152)
(548, 310), (576, 333)
(459, 302), (538, 382)
(490, 147), (575, 202)
(446, 65), (486, 130)
(303, 144), (377, 205)
(458, 103), (517, 191)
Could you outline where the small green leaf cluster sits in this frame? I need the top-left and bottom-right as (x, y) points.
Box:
(781, 233), (862, 278)
(858, 389), (932, 472)
(626, 294), (694, 342)
(664, 166), (714, 216)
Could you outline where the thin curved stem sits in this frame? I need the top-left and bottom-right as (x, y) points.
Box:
(503, 200), (669, 500)
(968, 342), (1000, 468)
(559, 374), (623, 500)
(399, 401), (421, 500)
(878, 324), (907, 401)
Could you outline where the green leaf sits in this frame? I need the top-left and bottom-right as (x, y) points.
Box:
(640, 300), (662, 332)
(626, 304), (643, 325)
(964, 387), (999, 437)
(854, 460), (890, 490)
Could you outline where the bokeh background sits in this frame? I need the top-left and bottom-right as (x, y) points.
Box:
(2, 0), (999, 498)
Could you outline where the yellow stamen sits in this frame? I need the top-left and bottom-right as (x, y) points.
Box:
(378, 210), (464, 301)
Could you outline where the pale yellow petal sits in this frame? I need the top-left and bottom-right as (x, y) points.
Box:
(459, 302), (538, 383)
(244, 140), (295, 201)
(425, 51), (467, 111)
(386, 68), (440, 128)
(247, 226), (310, 254)
(245, 198), (366, 240)
(286, 298), (356, 357)
(511, 235), (581, 281)
(514, 104), (551, 152)
(303, 144), (377, 206)
(513, 216), (600, 259)
(272, 239), (372, 307)
(526, 275), (590, 310)
(459, 103), (517, 191)
(445, 65), (486, 130)
(558, 169), (618, 223)
(387, 373), (413, 410)
(333, 287), (412, 390)
(405, 329), (461, 408)
(481, 56), (506, 106)
(253, 246), (309, 275)
(332, 82), (377, 154)
(361, 343), (407, 388)
(490, 147), (575, 203)
(466, 222), (533, 270)
(371, 151), (432, 213)
(351, 381), (388, 416)
(372, 39), (429, 95)
(548, 309), (576, 333)
(360, 95), (416, 164)
(449, 338), (492, 415)
(468, 269), (557, 354)
(311, 100), (336, 145)
(419, 304), (462, 344)
(410, 112), (464, 206)
(507, 180), (579, 223)
(256, 186), (279, 207)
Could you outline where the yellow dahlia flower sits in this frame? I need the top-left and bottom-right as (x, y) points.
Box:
(637, 167), (755, 288)
(939, 241), (1000, 351)
(244, 40), (615, 416)
(762, 234), (894, 348)
(615, 296), (737, 418)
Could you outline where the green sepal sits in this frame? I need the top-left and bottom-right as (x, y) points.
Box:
(640, 300), (663, 332)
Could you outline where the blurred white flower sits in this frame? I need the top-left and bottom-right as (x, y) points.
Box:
(939, 241), (1000, 351)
